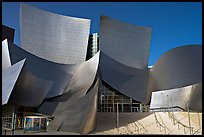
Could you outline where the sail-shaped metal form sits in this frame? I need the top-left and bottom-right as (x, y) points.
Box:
(38, 52), (100, 134)
(2, 39), (11, 70)
(100, 52), (149, 104)
(149, 45), (202, 112)
(149, 45), (202, 92)
(100, 15), (152, 69)
(20, 3), (90, 64)
(3, 38), (100, 133)
(99, 15), (152, 104)
(2, 58), (25, 105)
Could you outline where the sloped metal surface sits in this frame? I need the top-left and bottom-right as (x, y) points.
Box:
(100, 51), (149, 104)
(39, 74), (100, 134)
(2, 39), (11, 70)
(2, 59), (25, 105)
(7, 40), (73, 99)
(8, 69), (53, 107)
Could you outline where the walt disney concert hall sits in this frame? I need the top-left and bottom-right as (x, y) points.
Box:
(2, 3), (202, 135)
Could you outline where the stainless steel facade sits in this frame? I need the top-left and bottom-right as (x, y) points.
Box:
(40, 77), (99, 134)
(150, 85), (193, 111)
(99, 15), (152, 104)
(149, 45), (202, 92)
(2, 39), (11, 70)
(100, 52), (149, 104)
(149, 45), (202, 112)
(150, 82), (202, 112)
(100, 15), (152, 69)
(189, 82), (202, 112)
(2, 4), (202, 134)
(2, 56), (25, 105)
(20, 3), (90, 64)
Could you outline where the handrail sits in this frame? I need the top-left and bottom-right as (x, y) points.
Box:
(132, 121), (139, 134)
(156, 112), (171, 134)
(2, 115), (15, 135)
(167, 112), (194, 134)
(192, 128), (201, 135)
(136, 121), (148, 133)
(150, 106), (185, 111)
(153, 111), (171, 134)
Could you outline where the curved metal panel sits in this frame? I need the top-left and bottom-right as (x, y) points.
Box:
(39, 77), (99, 134)
(38, 52), (100, 134)
(99, 15), (152, 69)
(2, 39), (11, 70)
(150, 85), (193, 111)
(100, 51), (149, 104)
(149, 45), (202, 92)
(65, 51), (100, 97)
(59, 77), (99, 134)
(20, 3), (90, 64)
(7, 40), (73, 98)
(150, 82), (202, 112)
(189, 82), (202, 112)
(8, 69), (53, 107)
(2, 59), (25, 105)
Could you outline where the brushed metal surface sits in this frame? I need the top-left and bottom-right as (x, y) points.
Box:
(189, 82), (202, 112)
(149, 45), (202, 92)
(7, 40), (73, 99)
(100, 15), (152, 69)
(2, 59), (25, 105)
(37, 52), (100, 134)
(2, 39), (11, 70)
(20, 3), (90, 64)
(150, 82), (202, 112)
(8, 69), (53, 107)
(100, 51), (149, 104)
(39, 75), (100, 134)
(150, 85), (193, 111)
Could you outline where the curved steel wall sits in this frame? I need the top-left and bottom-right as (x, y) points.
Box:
(7, 40), (73, 99)
(100, 15), (152, 69)
(38, 74), (100, 134)
(150, 82), (202, 112)
(150, 85), (193, 111)
(100, 52), (149, 104)
(20, 3), (90, 64)
(149, 45), (202, 92)
(189, 82), (202, 112)
(7, 40), (99, 107)
(8, 69), (53, 107)
(4, 39), (100, 133)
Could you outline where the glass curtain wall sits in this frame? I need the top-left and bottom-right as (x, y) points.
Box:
(97, 81), (149, 112)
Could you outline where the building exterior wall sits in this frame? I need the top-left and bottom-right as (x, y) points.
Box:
(20, 3), (90, 64)
(100, 15), (152, 69)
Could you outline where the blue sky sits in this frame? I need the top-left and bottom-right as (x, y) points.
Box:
(2, 2), (202, 66)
